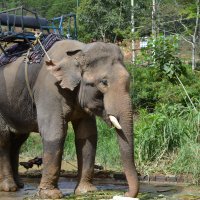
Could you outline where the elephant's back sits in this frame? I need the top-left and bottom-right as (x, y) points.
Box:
(0, 56), (24, 101)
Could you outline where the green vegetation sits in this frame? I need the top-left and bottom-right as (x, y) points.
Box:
(20, 132), (42, 157)
(135, 104), (200, 177)
(129, 35), (200, 182)
(63, 190), (123, 200)
(2, 1), (198, 43)
(59, 189), (200, 200)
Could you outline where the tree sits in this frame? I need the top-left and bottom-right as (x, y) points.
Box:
(158, 0), (200, 71)
(128, 0), (151, 37)
(77, 0), (130, 42)
(175, 0), (200, 71)
(152, 0), (157, 36)
(44, 0), (77, 19)
(0, 0), (77, 19)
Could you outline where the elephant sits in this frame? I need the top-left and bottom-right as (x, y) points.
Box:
(0, 40), (139, 198)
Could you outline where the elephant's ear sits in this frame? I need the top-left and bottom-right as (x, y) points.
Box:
(46, 49), (82, 91)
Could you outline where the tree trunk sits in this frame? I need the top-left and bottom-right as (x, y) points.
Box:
(131, 0), (136, 63)
(152, 0), (157, 37)
(192, 41), (196, 71)
(100, 29), (106, 42)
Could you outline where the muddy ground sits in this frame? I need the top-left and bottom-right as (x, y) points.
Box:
(0, 159), (200, 199)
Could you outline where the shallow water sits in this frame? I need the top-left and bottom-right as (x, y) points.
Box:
(0, 177), (200, 200)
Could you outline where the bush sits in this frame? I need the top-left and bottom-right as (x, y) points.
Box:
(134, 104), (199, 167)
(96, 118), (121, 170)
(20, 132), (42, 157)
(126, 64), (200, 111)
(171, 141), (200, 184)
(63, 123), (76, 161)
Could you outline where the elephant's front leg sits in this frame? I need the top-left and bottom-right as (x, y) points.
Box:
(37, 114), (67, 199)
(72, 116), (97, 195)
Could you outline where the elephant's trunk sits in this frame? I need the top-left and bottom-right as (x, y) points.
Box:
(117, 97), (139, 197)
(104, 93), (139, 198)
(117, 126), (139, 197)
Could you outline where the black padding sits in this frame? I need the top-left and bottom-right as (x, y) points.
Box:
(0, 13), (48, 29)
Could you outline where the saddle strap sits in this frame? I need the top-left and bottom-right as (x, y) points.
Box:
(25, 48), (34, 102)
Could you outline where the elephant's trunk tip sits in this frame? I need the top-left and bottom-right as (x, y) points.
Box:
(109, 115), (122, 129)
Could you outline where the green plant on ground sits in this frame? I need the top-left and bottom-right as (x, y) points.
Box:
(63, 123), (76, 161)
(134, 104), (200, 175)
(20, 132), (42, 158)
(127, 63), (200, 112)
(171, 141), (200, 184)
(96, 118), (121, 170)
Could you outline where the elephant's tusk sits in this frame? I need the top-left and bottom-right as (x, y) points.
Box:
(109, 115), (122, 130)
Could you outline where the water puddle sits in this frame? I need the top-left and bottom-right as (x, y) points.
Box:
(139, 182), (200, 200)
(0, 177), (200, 199)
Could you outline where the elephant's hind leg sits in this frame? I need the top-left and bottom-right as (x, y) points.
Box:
(0, 130), (17, 192)
(72, 116), (97, 195)
(10, 133), (29, 188)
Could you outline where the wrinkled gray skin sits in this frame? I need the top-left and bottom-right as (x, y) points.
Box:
(0, 40), (139, 198)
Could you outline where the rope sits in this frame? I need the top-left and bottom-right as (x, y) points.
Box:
(66, 161), (77, 169)
(24, 48), (34, 102)
(24, 32), (52, 102)
(34, 32), (51, 61)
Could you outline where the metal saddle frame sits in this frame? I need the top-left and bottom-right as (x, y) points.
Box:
(0, 6), (77, 57)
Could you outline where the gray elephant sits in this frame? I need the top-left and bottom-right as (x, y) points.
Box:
(0, 40), (139, 198)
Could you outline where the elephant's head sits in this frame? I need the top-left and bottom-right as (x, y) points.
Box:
(46, 40), (139, 197)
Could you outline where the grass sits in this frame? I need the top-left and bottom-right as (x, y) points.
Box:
(20, 132), (42, 158)
(171, 141), (200, 184)
(96, 119), (121, 170)
(63, 190), (123, 200)
(63, 123), (76, 161)
(134, 104), (200, 177)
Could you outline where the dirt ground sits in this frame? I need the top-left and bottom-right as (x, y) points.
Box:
(0, 157), (195, 199)
(0, 176), (200, 200)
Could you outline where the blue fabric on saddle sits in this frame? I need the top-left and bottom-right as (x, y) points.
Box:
(0, 34), (64, 67)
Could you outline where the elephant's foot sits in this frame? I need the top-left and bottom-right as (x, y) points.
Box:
(14, 178), (24, 188)
(75, 182), (97, 195)
(0, 179), (18, 192)
(38, 188), (63, 199)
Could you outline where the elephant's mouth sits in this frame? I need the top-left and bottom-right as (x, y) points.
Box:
(86, 107), (122, 130)
(102, 113), (122, 130)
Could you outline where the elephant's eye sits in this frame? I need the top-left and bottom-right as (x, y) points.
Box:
(98, 79), (108, 93)
(100, 79), (108, 86)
